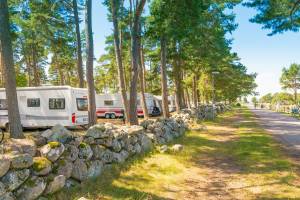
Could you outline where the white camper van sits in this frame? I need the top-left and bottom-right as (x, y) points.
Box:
(154, 95), (176, 112)
(96, 93), (161, 118)
(0, 86), (89, 130)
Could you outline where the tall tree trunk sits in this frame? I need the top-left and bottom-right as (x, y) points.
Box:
(192, 75), (198, 108)
(185, 88), (191, 109)
(111, 0), (130, 123)
(174, 63), (182, 113)
(0, 0), (23, 138)
(85, 0), (96, 126)
(128, 0), (146, 125)
(295, 88), (298, 105)
(73, 0), (84, 88)
(137, 23), (148, 119)
(160, 35), (169, 118)
(32, 44), (40, 86)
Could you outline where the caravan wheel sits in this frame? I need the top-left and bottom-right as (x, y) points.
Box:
(110, 113), (116, 119)
(105, 114), (110, 119)
(5, 123), (10, 133)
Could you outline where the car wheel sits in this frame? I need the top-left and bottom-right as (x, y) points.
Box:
(105, 114), (110, 119)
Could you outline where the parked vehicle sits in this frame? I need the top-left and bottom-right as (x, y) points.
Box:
(154, 95), (176, 112)
(96, 93), (161, 118)
(0, 86), (89, 130)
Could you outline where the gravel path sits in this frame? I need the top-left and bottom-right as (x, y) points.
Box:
(250, 107), (300, 157)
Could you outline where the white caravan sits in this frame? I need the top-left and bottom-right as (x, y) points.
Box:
(154, 95), (176, 112)
(0, 86), (89, 130)
(96, 93), (161, 118)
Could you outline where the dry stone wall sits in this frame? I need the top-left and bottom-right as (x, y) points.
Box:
(0, 106), (229, 200)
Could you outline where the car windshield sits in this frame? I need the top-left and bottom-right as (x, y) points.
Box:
(77, 98), (88, 111)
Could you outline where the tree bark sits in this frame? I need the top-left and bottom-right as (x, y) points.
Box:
(185, 87), (191, 109)
(160, 35), (169, 118)
(85, 0), (96, 126)
(174, 63), (182, 113)
(111, 0), (130, 123)
(128, 0), (146, 125)
(137, 23), (148, 119)
(32, 43), (40, 86)
(73, 0), (84, 88)
(0, 0), (24, 138)
(192, 75), (198, 108)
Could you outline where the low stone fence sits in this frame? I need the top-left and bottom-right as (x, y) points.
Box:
(0, 106), (228, 200)
(0, 113), (192, 200)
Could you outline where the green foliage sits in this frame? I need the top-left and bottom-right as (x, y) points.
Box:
(245, 0), (300, 35)
(259, 93), (273, 103)
(271, 92), (294, 105)
(280, 63), (300, 91)
(251, 97), (258, 104)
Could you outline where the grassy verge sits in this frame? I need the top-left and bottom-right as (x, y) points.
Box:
(53, 107), (300, 200)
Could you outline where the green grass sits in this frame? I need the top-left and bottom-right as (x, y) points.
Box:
(52, 107), (300, 200)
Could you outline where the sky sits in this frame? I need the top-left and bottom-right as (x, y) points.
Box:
(91, 2), (300, 97)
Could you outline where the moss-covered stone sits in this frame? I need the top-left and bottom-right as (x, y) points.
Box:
(33, 157), (51, 172)
(48, 141), (61, 149)
(79, 142), (87, 148)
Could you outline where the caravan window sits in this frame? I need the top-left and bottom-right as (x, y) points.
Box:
(49, 98), (65, 110)
(0, 99), (7, 110)
(77, 98), (88, 111)
(104, 100), (113, 106)
(27, 98), (40, 107)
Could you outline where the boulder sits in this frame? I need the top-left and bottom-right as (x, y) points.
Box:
(69, 136), (83, 147)
(128, 135), (138, 145)
(44, 175), (66, 195)
(15, 176), (46, 200)
(162, 132), (173, 143)
(112, 150), (129, 163)
(157, 137), (166, 145)
(159, 145), (168, 153)
(0, 155), (10, 178)
(0, 192), (15, 200)
(60, 144), (78, 162)
(111, 140), (122, 152)
(78, 143), (93, 160)
(39, 142), (65, 162)
(71, 159), (88, 182)
(54, 160), (73, 179)
(64, 178), (80, 189)
(140, 135), (153, 152)
(0, 182), (6, 196)
(100, 149), (114, 164)
(1, 169), (30, 191)
(171, 144), (184, 152)
(91, 145), (106, 160)
(9, 153), (33, 169)
(3, 139), (36, 157)
(83, 137), (95, 145)
(140, 120), (155, 129)
(153, 128), (163, 137)
(86, 124), (111, 139)
(123, 125), (143, 135)
(77, 197), (89, 200)
(86, 160), (103, 178)
(32, 157), (52, 176)
(94, 138), (113, 147)
(133, 143), (141, 154)
(146, 133), (157, 144)
(44, 124), (73, 144)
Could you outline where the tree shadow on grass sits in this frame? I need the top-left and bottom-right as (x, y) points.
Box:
(52, 152), (171, 200)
